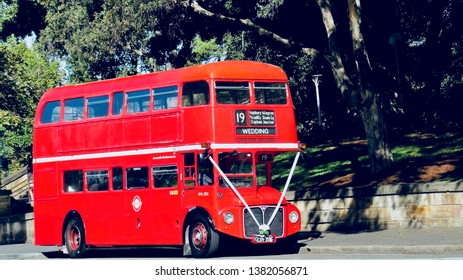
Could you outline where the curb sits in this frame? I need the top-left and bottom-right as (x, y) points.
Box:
(299, 244), (463, 255)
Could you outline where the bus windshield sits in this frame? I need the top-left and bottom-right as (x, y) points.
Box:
(218, 152), (253, 188)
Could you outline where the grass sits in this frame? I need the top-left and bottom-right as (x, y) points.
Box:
(272, 132), (463, 191)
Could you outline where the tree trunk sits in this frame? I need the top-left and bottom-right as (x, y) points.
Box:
(184, 0), (394, 174)
(358, 94), (393, 174)
(318, 0), (393, 174)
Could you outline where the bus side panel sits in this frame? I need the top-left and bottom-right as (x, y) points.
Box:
(123, 116), (151, 146)
(34, 200), (61, 245)
(33, 127), (59, 158)
(33, 165), (61, 245)
(59, 123), (86, 153)
(182, 108), (213, 144)
(151, 111), (183, 144)
(85, 122), (110, 150)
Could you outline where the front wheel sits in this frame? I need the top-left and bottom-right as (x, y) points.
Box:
(188, 214), (220, 258)
(64, 217), (87, 258)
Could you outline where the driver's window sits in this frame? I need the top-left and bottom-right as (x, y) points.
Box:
(198, 154), (214, 186)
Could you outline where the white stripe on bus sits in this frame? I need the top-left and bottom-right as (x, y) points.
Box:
(32, 143), (299, 164)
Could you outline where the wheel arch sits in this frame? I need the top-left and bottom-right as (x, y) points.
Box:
(61, 210), (84, 245)
(182, 207), (215, 244)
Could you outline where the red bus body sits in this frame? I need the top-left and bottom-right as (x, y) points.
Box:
(33, 60), (302, 257)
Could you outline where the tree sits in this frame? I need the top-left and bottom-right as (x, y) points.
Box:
(0, 0), (46, 39)
(39, 0), (196, 81)
(0, 36), (63, 172)
(395, 0), (463, 131)
(179, 0), (393, 173)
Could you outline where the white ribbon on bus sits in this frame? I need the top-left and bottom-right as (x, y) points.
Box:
(208, 151), (301, 233)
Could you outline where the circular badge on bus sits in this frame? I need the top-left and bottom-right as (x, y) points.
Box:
(132, 195), (142, 212)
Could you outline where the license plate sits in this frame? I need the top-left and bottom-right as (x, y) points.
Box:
(251, 234), (277, 244)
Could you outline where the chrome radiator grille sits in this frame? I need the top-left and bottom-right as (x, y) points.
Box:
(243, 206), (284, 238)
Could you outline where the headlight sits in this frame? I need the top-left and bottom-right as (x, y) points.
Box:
(289, 211), (299, 223)
(223, 212), (235, 224)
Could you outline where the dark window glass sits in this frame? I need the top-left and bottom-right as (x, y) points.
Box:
(182, 81), (209, 107)
(112, 92), (124, 115)
(256, 163), (267, 186)
(198, 154), (214, 186)
(112, 167), (123, 190)
(41, 101), (61, 124)
(87, 170), (109, 191)
(87, 95), (109, 119)
(218, 152), (253, 188)
(153, 86), (178, 110)
(126, 167), (149, 189)
(127, 89), (150, 114)
(153, 166), (178, 188)
(216, 82), (250, 104)
(219, 152), (253, 174)
(64, 98), (84, 121)
(64, 170), (83, 193)
(254, 82), (287, 104)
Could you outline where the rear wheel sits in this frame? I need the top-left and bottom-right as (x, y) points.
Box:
(64, 217), (87, 258)
(188, 214), (219, 258)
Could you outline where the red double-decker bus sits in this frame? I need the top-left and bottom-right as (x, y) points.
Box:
(33, 60), (303, 258)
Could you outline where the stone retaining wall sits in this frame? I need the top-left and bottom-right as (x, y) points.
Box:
(288, 181), (463, 232)
(0, 212), (34, 245)
(1, 182), (463, 245)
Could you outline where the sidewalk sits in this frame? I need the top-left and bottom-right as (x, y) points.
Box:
(298, 227), (463, 255)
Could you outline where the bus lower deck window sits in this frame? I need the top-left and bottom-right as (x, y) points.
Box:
(126, 167), (149, 188)
(64, 170), (83, 193)
(87, 170), (109, 191)
(152, 166), (178, 188)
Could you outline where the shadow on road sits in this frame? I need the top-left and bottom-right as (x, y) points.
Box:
(42, 233), (311, 259)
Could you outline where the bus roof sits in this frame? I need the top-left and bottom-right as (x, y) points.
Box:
(40, 60), (288, 101)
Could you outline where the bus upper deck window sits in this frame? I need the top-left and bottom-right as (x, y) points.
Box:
(40, 101), (61, 124)
(64, 98), (84, 122)
(182, 81), (209, 107)
(153, 86), (178, 110)
(87, 95), (109, 119)
(112, 92), (124, 115)
(127, 89), (150, 114)
(215, 82), (250, 104)
(254, 82), (287, 105)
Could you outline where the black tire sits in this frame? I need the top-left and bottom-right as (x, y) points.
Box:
(188, 214), (220, 258)
(64, 217), (87, 258)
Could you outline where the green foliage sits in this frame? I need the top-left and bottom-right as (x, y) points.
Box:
(0, 1), (17, 33)
(39, 0), (172, 82)
(188, 36), (223, 65)
(0, 0), (46, 39)
(0, 36), (63, 173)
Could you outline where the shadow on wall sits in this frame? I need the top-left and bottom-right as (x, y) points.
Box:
(297, 185), (387, 234)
